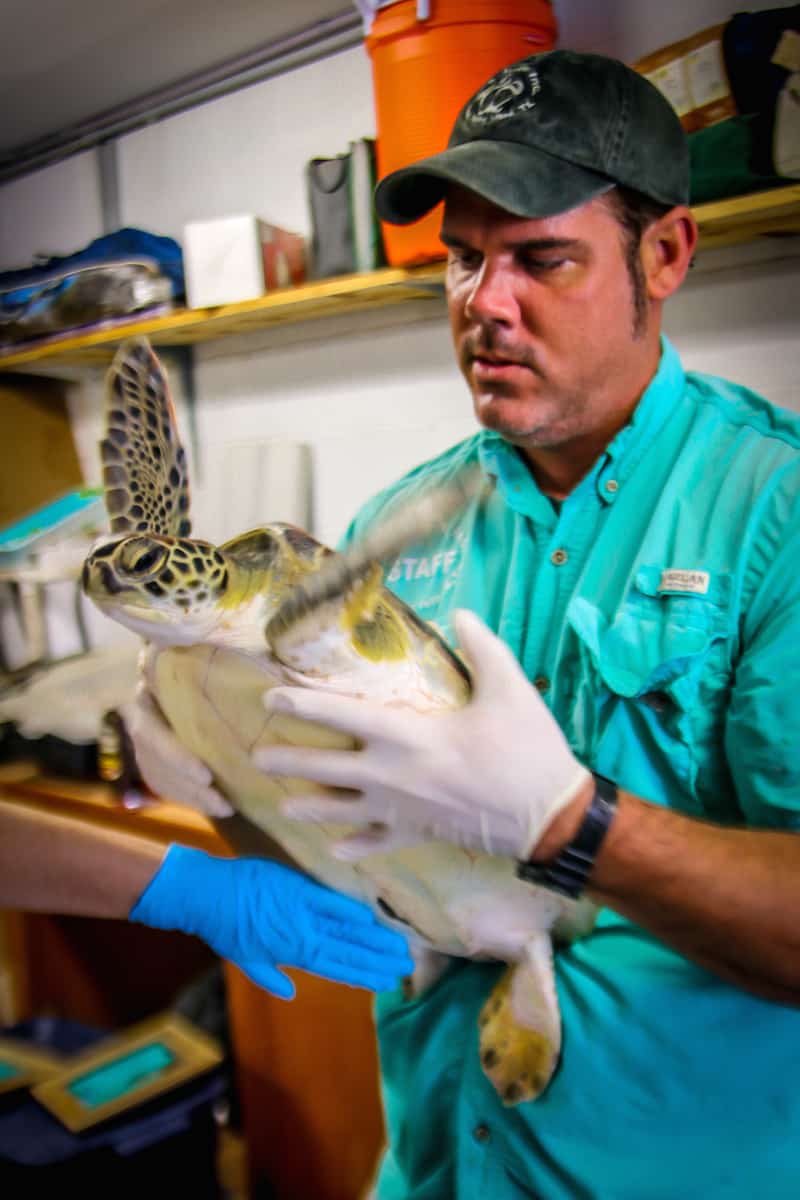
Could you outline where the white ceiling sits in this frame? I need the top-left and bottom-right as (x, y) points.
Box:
(1, 0), (354, 171)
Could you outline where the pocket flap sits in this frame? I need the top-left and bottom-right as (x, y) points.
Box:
(568, 574), (730, 703)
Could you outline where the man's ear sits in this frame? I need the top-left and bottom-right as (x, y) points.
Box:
(641, 207), (698, 301)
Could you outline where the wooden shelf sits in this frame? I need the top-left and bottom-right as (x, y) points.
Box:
(1, 184), (798, 371)
(691, 182), (800, 251)
(0, 262), (447, 369)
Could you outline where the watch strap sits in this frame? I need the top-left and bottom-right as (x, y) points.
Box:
(516, 773), (618, 899)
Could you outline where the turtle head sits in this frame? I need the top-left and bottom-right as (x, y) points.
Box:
(82, 533), (231, 645)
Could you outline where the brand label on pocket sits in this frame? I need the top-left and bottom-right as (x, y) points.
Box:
(659, 569), (710, 595)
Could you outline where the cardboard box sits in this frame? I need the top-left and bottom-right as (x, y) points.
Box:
(634, 25), (737, 133)
(0, 373), (85, 529)
(183, 215), (307, 309)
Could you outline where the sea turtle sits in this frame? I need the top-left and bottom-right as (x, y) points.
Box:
(82, 337), (596, 1106)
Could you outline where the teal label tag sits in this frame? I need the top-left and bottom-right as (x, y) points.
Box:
(67, 1041), (176, 1109)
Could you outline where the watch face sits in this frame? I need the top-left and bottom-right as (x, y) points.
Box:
(515, 775), (618, 901)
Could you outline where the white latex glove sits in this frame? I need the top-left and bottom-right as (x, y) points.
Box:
(120, 647), (233, 818)
(253, 609), (592, 861)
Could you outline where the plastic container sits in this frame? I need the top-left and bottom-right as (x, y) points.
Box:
(0, 487), (104, 568)
(364, 0), (558, 265)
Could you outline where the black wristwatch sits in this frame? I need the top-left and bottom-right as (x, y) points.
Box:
(515, 774), (618, 899)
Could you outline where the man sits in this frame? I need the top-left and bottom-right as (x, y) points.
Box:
(132, 51), (800, 1198)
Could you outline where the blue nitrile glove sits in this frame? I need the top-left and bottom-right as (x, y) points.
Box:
(130, 844), (414, 999)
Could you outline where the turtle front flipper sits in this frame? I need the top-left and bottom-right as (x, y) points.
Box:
(478, 932), (562, 1106)
(267, 556), (470, 707)
(102, 337), (191, 537)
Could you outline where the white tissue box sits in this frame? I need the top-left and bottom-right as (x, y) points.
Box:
(183, 215), (306, 309)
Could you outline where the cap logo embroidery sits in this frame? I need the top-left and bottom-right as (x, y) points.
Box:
(465, 65), (541, 128)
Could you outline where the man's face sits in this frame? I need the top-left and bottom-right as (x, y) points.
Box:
(442, 187), (659, 454)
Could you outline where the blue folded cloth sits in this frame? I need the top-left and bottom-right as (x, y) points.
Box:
(0, 228), (184, 344)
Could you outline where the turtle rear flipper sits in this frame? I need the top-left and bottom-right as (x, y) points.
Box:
(102, 338), (191, 538)
(478, 933), (563, 1105)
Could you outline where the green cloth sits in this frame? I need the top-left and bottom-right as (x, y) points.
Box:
(689, 113), (790, 204)
(340, 337), (800, 1198)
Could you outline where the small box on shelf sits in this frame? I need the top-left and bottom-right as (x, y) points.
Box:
(183, 215), (306, 309)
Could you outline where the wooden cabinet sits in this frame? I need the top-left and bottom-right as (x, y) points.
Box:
(227, 968), (384, 1200)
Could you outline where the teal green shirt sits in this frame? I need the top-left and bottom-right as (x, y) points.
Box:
(341, 338), (800, 1199)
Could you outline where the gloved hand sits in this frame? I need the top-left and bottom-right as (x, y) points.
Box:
(121, 646), (232, 818)
(253, 609), (592, 862)
(130, 844), (414, 998)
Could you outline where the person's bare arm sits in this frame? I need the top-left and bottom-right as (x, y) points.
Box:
(540, 787), (800, 1005)
(0, 798), (415, 997)
(0, 799), (165, 917)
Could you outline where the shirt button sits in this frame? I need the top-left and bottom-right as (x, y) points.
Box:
(473, 1123), (491, 1143)
(534, 675), (550, 693)
(550, 548), (568, 566)
(605, 478), (619, 493)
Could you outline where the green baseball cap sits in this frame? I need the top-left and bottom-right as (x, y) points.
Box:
(375, 50), (689, 224)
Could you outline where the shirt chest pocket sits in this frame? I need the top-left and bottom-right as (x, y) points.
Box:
(563, 569), (734, 813)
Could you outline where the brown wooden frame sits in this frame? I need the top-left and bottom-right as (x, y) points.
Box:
(0, 1035), (65, 1095)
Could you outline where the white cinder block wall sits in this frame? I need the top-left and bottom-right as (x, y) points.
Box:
(0, 0), (797, 656)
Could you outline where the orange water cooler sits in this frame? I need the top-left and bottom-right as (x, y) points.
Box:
(363, 0), (558, 266)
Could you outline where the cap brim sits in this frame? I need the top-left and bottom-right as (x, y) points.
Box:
(375, 141), (616, 225)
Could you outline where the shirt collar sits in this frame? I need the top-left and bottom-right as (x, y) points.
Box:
(477, 336), (686, 519)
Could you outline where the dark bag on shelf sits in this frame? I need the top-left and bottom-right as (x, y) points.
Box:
(306, 138), (385, 279)
(722, 4), (800, 175)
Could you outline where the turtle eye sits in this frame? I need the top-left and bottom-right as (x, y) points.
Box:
(132, 549), (161, 574)
(118, 537), (169, 578)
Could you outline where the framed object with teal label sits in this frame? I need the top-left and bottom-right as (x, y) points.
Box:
(0, 1037), (65, 1096)
(31, 1012), (223, 1132)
